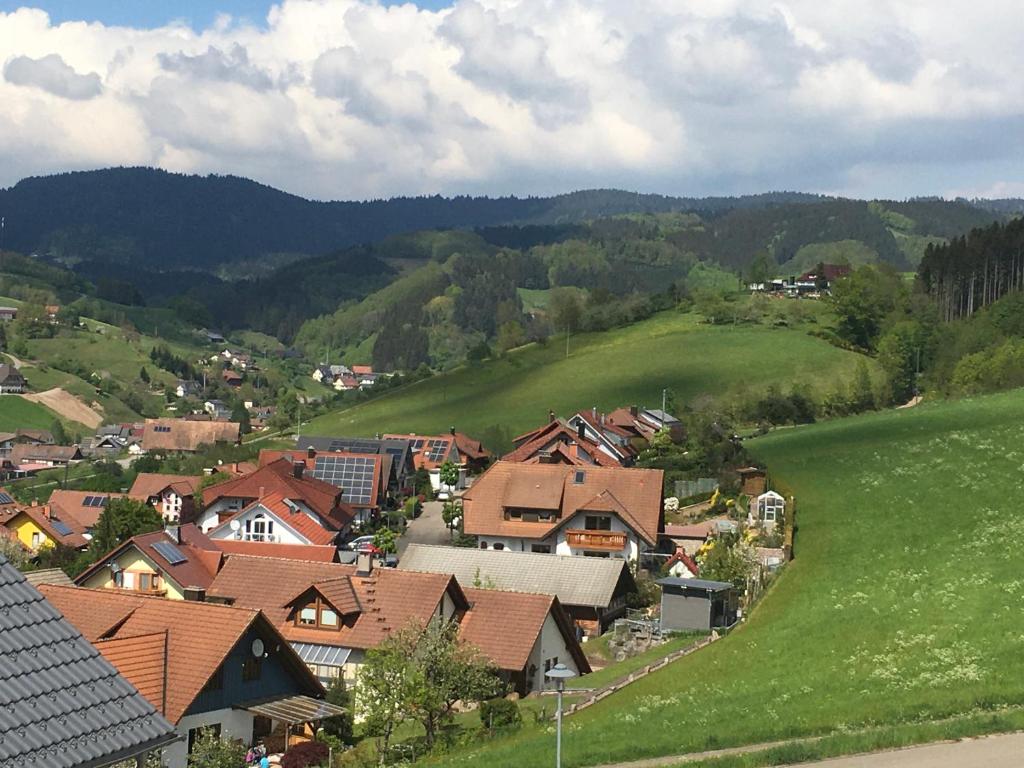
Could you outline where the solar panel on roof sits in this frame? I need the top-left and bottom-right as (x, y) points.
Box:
(425, 439), (449, 462)
(0, 492), (13, 505)
(82, 495), (108, 508)
(312, 456), (375, 505)
(50, 520), (73, 536)
(409, 438), (426, 451)
(151, 541), (187, 565)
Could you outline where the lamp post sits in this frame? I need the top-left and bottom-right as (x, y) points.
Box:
(545, 663), (577, 768)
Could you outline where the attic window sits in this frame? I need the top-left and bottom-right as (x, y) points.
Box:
(573, 470), (586, 484)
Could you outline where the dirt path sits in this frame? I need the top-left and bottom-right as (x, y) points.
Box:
(21, 388), (103, 429)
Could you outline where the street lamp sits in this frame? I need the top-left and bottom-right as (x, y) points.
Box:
(545, 663), (577, 768)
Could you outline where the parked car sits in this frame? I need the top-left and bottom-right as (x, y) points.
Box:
(345, 535), (376, 551)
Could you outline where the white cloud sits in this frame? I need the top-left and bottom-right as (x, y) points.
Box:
(0, 1), (1023, 199)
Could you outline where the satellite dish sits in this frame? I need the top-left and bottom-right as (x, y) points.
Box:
(230, 520), (241, 531)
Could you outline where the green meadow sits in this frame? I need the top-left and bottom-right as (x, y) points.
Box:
(0, 396), (61, 432)
(306, 310), (872, 448)
(424, 389), (1024, 766)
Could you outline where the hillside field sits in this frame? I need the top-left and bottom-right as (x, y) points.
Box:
(306, 310), (874, 447)
(0, 395), (61, 432)
(429, 389), (1024, 767)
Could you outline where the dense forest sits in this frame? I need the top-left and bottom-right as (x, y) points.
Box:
(0, 167), (826, 271)
(918, 217), (1024, 320)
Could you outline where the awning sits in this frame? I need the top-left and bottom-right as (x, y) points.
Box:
(237, 695), (347, 723)
(292, 642), (352, 667)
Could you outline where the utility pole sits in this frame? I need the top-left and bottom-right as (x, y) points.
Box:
(662, 388), (667, 416)
(565, 324), (570, 359)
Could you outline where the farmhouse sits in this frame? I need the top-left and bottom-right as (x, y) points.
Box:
(130, 473), (203, 523)
(42, 585), (341, 768)
(0, 557), (178, 768)
(208, 553), (589, 693)
(399, 543), (637, 636)
(0, 364), (27, 393)
(141, 418), (241, 452)
(462, 462), (664, 560)
(9, 443), (82, 468)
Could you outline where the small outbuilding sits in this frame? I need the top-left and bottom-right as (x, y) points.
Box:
(657, 577), (737, 632)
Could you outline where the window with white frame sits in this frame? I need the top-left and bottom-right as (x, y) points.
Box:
(245, 512), (274, 541)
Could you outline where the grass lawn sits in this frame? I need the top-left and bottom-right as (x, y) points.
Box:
(0, 396), (61, 432)
(570, 631), (707, 690)
(425, 389), (1024, 766)
(306, 311), (873, 450)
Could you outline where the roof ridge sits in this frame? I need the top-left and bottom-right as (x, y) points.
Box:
(47, 584), (263, 613)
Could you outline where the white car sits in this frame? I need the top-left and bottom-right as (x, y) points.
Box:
(345, 535), (376, 551)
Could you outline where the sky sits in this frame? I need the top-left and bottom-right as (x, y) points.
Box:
(1, 0), (1023, 201)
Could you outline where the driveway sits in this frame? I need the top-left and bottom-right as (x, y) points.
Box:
(398, 500), (452, 554)
(778, 733), (1024, 768)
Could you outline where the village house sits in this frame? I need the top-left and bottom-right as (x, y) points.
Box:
(664, 518), (739, 555)
(462, 462), (664, 561)
(47, 489), (127, 531)
(294, 436), (418, 495)
(42, 584), (342, 768)
(505, 408), (650, 468)
(0, 487), (21, 526)
(208, 553), (590, 693)
(196, 457), (354, 543)
(0, 557), (178, 768)
(381, 428), (493, 495)
(0, 428), (53, 457)
(222, 369), (243, 388)
(176, 379), (202, 398)
(77, 523), (342, 601)
(0, 363), (28, 394)
(204, 398), (231, 419)
(0, 306), (18, 321)
(606, 405), (685, 443)
(130, 473), (204, 523)
(9, 443), (83, 469)
(141, 418), (241, 453)
(399, 543), (637, 636)
(5, 503), (90, 552)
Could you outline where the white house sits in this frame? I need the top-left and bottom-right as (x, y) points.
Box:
(202, 493), (346, 547)
(462, 462), (664, 561)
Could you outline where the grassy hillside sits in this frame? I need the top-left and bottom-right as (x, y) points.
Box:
(305, 310), (873, 447)
(0, 396), (62, 432)
(431, 389), (1024, 767)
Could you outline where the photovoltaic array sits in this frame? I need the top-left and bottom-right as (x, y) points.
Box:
(312, 456), (376, 505)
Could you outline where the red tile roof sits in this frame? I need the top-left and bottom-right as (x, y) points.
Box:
(128, 473), (203, 502)
(141, 419), (241, 452)
(213, 540), (338, 562)
(503, 420), (622, 468)
(11, 505), (89, 548)
(257, 450), (385, 509)
(665, 549), (700, 576)
(459, 589), (590, 674)
(382, 433), (458, 470)
(453, 432), (492, 463)
(48, 490), (128, 529)
(203, 457), (350, 519)
(462, 461), (664, 545)
(41, 585), (320, 723)
(94, 632), (168, 714)
(212, 492), (348, 546)
(208, 555), (466, 650)
(75, 524), (223, 592)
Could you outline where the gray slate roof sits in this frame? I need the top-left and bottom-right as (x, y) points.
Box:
(399, 544), (635, 608)
(22, 568), (74, 588)
(0, 555), (178, 768)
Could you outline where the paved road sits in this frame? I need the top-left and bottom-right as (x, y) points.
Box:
(398, 500), (451, 554)
(779, 733), (1024, 768)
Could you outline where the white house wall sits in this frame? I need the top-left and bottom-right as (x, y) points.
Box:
(553, 512), (641, 561)
(207, 505), (310, 545)
(163, 708), (254, 768)
(528, 613), (581, 693)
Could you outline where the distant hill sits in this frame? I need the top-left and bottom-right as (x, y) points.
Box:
(0, 167), (828, 271)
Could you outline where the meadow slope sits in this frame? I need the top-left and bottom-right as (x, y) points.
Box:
(306, 311), (872, 447)
(430, 389), (1024, 767)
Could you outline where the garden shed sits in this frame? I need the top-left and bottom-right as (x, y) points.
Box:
(657, 577), (737, 632)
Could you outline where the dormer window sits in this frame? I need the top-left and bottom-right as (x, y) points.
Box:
(295, 596), (341, 630)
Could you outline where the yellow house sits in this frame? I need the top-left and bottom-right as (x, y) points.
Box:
(6, 505), (88, 551)
(75, 525), (222, 601)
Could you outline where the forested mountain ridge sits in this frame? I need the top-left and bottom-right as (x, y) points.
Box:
(0, 167), (830, 271)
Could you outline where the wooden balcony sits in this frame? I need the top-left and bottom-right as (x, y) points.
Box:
(565, 529), (627, 551)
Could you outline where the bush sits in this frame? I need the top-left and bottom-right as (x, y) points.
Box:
(479, 697), (521, 729)
(403, 496), (422, 518)
(281, 740), (329, 768)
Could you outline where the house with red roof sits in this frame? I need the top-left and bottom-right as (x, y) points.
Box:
(129, 473), (203, 523)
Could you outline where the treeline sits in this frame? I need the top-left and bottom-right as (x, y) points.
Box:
(919, 217), (1024, 321)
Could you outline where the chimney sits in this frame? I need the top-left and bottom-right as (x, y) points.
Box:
(548, 410), (556, 423)
(166, 524), (181, 544)
(630, 404), (639, 417)
(293, 461), (304, 480)
(307, 446), (315, 460)
(356, 550), (374, 576)
(592, 406), (597, 420)
(258, 486), (265, 498)
(450, 425), (456, 436)
(42, 505), (50, 520)
(577, 421), (586, 440)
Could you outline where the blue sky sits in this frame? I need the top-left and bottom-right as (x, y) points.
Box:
(0, 0), (451, 28)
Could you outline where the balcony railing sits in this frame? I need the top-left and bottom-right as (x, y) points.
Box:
(565, 529), (627, 551)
